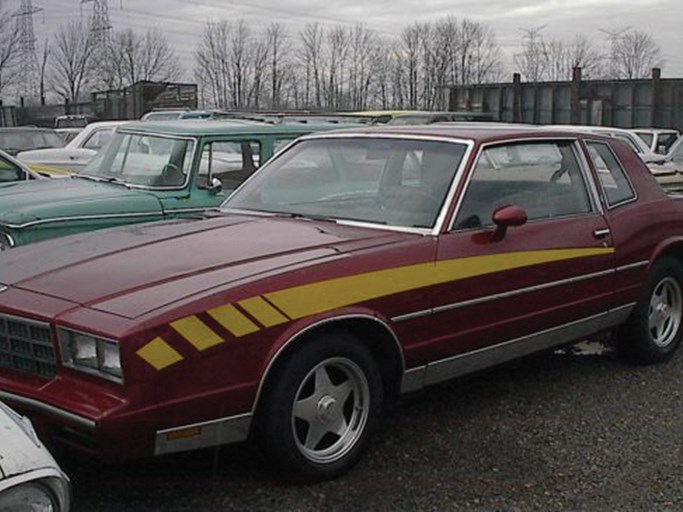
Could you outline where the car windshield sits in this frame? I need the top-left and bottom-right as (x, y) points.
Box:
(0, 130), (64, 153)
(80, 131), (195, 188)
(224, 137), (467, 229)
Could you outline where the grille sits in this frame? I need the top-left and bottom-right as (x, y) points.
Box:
(0, 314), (56, 378)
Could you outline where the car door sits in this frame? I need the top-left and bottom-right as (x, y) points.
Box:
(408, 138), (616, 381)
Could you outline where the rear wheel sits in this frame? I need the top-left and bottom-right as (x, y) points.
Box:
(260, 332), (383, 481)
(618, 257), (683, 364)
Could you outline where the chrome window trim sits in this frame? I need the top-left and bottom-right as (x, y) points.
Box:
(448, 137), (598, 232)
(223, 133), (476, 237)
(584, 138), (638, 210)
(0, 390), (95, 429)
(391, 267), (617, 323)
(401, 303), (635, 393)
(251, 314), (405, 415)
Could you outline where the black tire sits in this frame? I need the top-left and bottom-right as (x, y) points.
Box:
(618, 257), (683, 364)
(260, 332), (384, 481)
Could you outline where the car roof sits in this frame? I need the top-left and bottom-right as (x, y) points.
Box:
(298, 123), (610, 144)
(118, 119), (350, 137)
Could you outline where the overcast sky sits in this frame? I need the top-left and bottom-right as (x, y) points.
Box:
(35, 0), (683, 78)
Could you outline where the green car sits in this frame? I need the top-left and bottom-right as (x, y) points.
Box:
(0, 120), (341, 250)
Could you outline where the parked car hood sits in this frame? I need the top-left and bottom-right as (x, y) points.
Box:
(0, 177), (164, 226)
(0, 213), (406, 319)
(18, 147), (94, 161)
(0, 402), (57, 479)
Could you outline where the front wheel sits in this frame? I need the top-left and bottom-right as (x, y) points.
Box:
(260, 333), (383, 481)
(618, 257), (683, 364)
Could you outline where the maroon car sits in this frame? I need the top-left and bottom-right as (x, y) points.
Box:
(1, 125), (682, 480)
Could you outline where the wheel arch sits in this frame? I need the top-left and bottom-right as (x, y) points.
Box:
(251, 314), (405, 420)
(650, 237), (683, 269)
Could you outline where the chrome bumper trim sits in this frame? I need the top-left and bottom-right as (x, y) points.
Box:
(0, 390), (96, 429)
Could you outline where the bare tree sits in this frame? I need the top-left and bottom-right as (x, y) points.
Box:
(38, 39), (49, 103)
(194, 20), (231, 109)
(299, 23), (324, 108)
(0, 8), (26, 98)
(614, 29), (663, 79)
(266, 22), (291, 109)
(325, 26), (350, 109)
(348, 24), (378, 110)
(110, 28), (181, 89)
(49, 20), (97, 102)
(514, 25), (548, 82)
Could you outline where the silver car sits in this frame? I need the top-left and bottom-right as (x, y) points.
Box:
(0, 401), (70, 511)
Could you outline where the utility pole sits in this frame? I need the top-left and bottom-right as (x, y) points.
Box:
(13, 0), (43, 103)
(599, 26), (632, 79)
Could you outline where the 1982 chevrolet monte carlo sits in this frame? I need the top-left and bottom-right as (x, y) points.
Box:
(1, 125), (683, 480)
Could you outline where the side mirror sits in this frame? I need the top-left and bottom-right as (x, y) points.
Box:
(491, 204), (527, 241)
(200, 177), (223, 194)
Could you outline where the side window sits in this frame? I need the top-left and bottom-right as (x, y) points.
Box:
(83, 129), (113, 150)
(0, 155), (22, 182)
(198, 141), (261, 191)
(454, 141), (592, 230)
(586, 141), (636, 207)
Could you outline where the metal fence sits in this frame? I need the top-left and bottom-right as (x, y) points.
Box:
(448, 68), (683, 130)
(0, 81), (198, 127)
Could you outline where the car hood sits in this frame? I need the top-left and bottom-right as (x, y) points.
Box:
(0, 214), (406, 319)
(647, 160), (682, 176)
(0, 403), (57, 479)
(18, 148), (92, 161)
(0, 177), (163, 226)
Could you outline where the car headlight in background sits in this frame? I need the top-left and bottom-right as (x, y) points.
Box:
(58, 329), (123, 383)
(0, 231), (14, 251)
(0, 482), (61, 512)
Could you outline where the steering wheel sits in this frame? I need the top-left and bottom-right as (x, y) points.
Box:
(159, 163), (183, 186)
(380, 186), (441, 212)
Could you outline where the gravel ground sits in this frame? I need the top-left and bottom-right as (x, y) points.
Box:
(60, 341), (683, 511)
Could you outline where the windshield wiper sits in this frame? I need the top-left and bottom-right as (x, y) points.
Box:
(73, 174), (104, 182)
(72, 174), (130, 188)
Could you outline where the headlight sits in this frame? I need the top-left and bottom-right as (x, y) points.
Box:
(58, 328), (123, 383)
(0, 483), (60, 511)
(0, 231), (14, 251)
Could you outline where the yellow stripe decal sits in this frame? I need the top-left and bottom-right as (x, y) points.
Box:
(137, 337), (183, 370)
(171, 316), (224, 351)
(265, 248), (614, 320)
(207, 304), (260, 337)
(238, 296), (289, 327)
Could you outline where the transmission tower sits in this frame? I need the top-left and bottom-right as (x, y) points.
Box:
(599, 26), (632, 79)
(82, 0), (112, 47)
(13, 0), (43, 102)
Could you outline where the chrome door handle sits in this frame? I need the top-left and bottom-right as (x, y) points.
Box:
(593, 228), (611, 239)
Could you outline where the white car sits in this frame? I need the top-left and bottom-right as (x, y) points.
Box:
(632, 128), (680, 154)
(0, 401), (70, 511)
(18, 121), (128, 173)
(547, 124), (664, 164)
